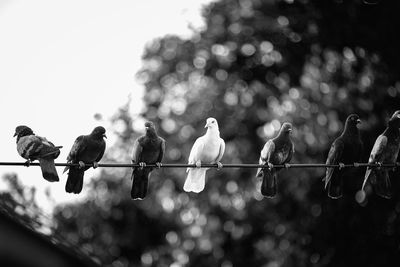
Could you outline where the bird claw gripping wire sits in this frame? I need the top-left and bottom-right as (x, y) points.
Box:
(92, 162), (99, 169)
(391, 164), (397, 172)
(376, 162), (382, 170)
(195, 161), (202, 168)
(353, 163), (360, 168)
(24, 159), (32, 167)
(338, 163), (345, 170)
(78, 161), (86, 169)
(268, 162), (274, 170)
(155, 162), (162, 169)
(284, 163), (291, 169)
(391, 162), (400, 172)
(139, 162), (146, 170)
(216, 162), (223, 170)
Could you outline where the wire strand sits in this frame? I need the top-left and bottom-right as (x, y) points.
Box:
(0, 162), (399, 168)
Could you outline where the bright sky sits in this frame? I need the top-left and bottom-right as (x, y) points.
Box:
(0, 0), (212, 210)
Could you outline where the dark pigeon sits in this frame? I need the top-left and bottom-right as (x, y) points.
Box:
(256, 122), (294, 198)
(362, 111), (400, 199)
(63, 126), (106, 194)
(131, 121), (165, 200)
(14, 125), (62, 182)
(324, 114), (363, 199)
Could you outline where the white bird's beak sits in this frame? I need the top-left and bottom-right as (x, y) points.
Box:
(205, 122), (210, 128)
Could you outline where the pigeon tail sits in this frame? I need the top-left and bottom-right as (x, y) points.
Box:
(63, 166), (69, 174)
(39, 158), (59, 182)
(255, 168), (263, 178)
(183, 168), (207, 193)
(361, 168), (372, 191)
(131, 170), (149, 200)
(327, 175), (343, 199)
(261, 169), (277, 198)
(65, 167), (84, 194)
(373, 170), (392, 199)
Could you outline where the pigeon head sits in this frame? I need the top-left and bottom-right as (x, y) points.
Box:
(388, 110), (400, 128)
(391, 110), (400, 119)
(343, 114), (361, 136)
(345, 114), (361, 127)
(145, 121), (157, 135)
(205, 117), (219, 130)
(279, 122), (293, 135)
(13, 125), (34, 138)
(91, 126), (107, 139)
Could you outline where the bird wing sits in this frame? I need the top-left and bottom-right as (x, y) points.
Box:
(260, 140), (275, 163)
(362, 135), (387, 191)
(215, 138), (225, 163)
(67, 136), (86, 162)
(157, 138), (166, 163)
(63, 135), (85, 173)
(188, 136), (205, 164)
(36, 136), (61, 158)
(37, 136), (52, 146)
(368, 135), (387, 163)
(186, 136), (205, 173)
(256, 140), (275, 177)
(17, 135), (43, 160)
(95, 140), (106, 162)
(131, 138), (143, 163)
(285, 141), (295, 163)
(325, 138), (344, 187)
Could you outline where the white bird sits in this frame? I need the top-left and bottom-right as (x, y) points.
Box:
(183, 117), (225, 193)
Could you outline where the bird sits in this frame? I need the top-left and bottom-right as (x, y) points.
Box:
(362, 111), (400, 199)
(14, 125), (62, 182)
(130, 121), (166, 200)
(256, 122), (294, 198)
(324, 114), (363, 199)
(63, 126), (106, 194)
(183, 117), (225, 193)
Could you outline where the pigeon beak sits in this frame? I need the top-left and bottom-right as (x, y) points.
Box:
(205, 122), (210, 128)
(357, 119), (361, 124)
(103, 134), (107, 139)
(13, 132), (17, 137)
(145, 126), (149, 130)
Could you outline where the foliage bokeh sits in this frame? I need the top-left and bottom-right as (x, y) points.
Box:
(32, 0), (400, 266)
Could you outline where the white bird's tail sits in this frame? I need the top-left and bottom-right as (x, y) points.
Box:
(183, 168), (207, 193)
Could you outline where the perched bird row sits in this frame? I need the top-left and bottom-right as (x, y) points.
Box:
(12, 111), (400, 201)
(14, 126), (107, 195)
(324, 111), (400, 199)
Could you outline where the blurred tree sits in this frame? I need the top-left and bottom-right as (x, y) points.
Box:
(53, 0), (400, 266)
(0, 174), (45, 231)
